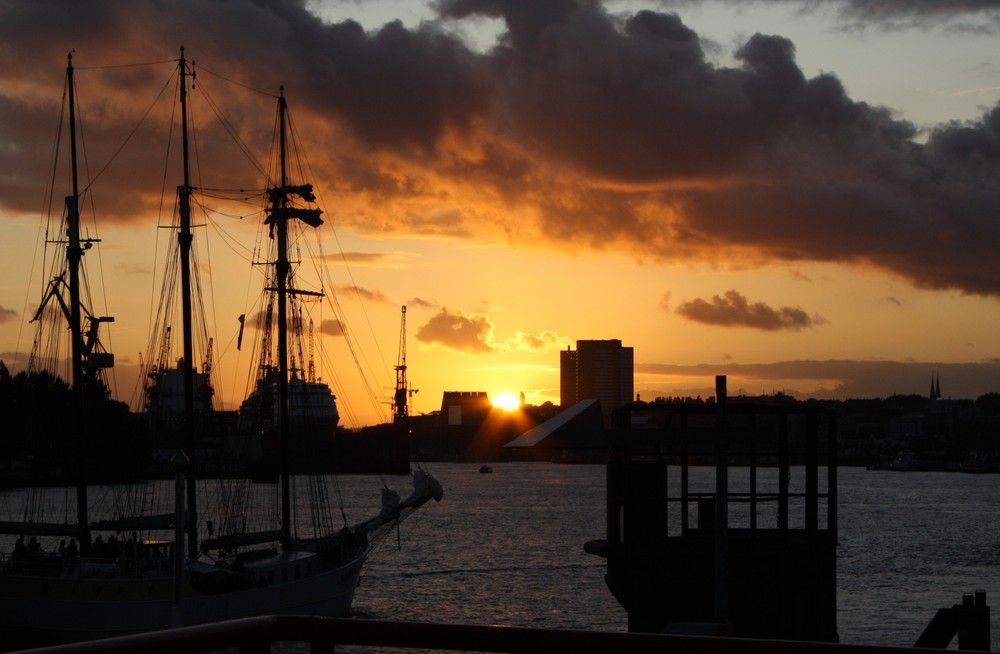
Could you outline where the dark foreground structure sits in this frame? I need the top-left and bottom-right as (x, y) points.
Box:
(586, 376), (839, 641)
(8, 614), (986, 654)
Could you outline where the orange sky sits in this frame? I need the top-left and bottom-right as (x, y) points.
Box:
(2, 1), (1000, 426)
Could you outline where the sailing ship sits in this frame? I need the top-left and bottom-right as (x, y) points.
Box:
(0, 51), (441, 647)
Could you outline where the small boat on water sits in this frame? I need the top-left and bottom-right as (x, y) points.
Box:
(958, 451), (998, 474)
(0, 51), (441, 647)
(888, 449), (956, 472)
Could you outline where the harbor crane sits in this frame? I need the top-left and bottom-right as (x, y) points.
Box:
(392, 305), (418, 424)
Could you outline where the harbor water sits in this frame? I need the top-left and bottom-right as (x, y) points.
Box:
(351, 462), (999, 648)
(1, 463), (997, 649)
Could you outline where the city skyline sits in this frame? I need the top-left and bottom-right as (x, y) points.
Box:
(2, 1), (1000, 426)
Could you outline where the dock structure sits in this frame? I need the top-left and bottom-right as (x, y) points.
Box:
(585, 376), (839, 641)
(915, 590), (991, 650)
(5, 614), (971, 654)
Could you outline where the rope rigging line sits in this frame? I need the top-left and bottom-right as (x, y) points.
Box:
(196, 187), (267, 199)
(140, 53), (278, 413)
(194, 77), (270, 179)
(135, 68), (182, 407)
(74, 58), (176, 70)
(286, 121), (389, 382)
(187, 95), (225, 395)
(200, 205), (260, 264)
(16, 81), (69, 374)
(189, 189), (268, 266)
(282, 107), (394, 424)
(73, 79), (119, 399)
(194, 62), (277, 99)
(79, 64), (176, 195)
(26, 64), (124, 396)
(233, 245), (267, 407)
(314, 236), (391, 424)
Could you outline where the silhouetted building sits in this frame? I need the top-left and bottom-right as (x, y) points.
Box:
(504, 398), (607, 461)
(561, 339), (634, 424)
(441, 391), (492, 426)
(405, 391), (538, 462)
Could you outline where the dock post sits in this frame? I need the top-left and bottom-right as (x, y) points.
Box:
(958, 591), (990, 651)
(915, 590), (990, 650)
(171, 450), (190, 627)
(713, 375), (729, 623)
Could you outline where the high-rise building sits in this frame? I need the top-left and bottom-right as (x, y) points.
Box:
(559, 348), (579, 409)
(560, 339), (634, 422)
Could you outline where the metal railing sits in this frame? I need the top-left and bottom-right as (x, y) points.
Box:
(13, 616), (959, 654)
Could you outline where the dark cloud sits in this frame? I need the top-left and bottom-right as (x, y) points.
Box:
(507, 330), (570, 351)
(335, 252), (390, 265)
(411, 305), (565, 352)
(406, 297), (438, 309)
(333, 285), (389, 304)
(319, 319), (347, 337)
(2, 1), (1000, 298)
(821, 0), (1000, 31)
(415, 306), (495, 353)
(245, 307), (344, 336)
(0, 306), (17, 324)
(676, 289), (819, 330)
(0, 0), (486, 219)
(636, 359), (1000, 400)
(682, 0), (1000, 32)
(115, 262), (153, 276)
(245, 309), (270, 331)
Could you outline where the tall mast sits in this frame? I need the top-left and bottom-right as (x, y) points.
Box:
(276, 90), (292, 542)
(177, 46), (198, 557)
(266, 89), (323, 544)
(65, 53), (89, 545)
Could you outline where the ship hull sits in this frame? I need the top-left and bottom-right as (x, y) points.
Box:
(0, 548), (364, 647)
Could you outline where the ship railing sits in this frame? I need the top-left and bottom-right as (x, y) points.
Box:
(1, 551), (173, 578)
(10, 615), (971, 654)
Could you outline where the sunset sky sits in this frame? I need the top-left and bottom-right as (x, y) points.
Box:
(2, 0), (1000, 427)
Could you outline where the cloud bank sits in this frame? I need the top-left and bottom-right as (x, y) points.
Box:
(415, 307), (497, 353)
(636, 358), (1000, 400)
(676, 289), (821, 330)
(651, 0), (1000, 32)
(319, 319), (347, 337)
(1, 0), (999, 298)
(414, 306), (570, 353)
(334, 285), (390, 304)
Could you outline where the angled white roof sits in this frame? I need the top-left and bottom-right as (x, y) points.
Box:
(504, 399), (600, 448)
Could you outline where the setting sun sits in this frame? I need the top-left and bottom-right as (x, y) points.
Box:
(492, 392), (520, 411)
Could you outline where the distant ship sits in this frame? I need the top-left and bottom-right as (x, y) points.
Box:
(240, 369), (340, 430)
(144, 349), (216, 453)
(238, 366), (341, 473)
